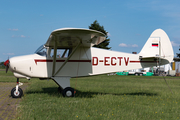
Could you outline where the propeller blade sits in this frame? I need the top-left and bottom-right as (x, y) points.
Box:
(4, 59), (9, 73)
(5, 63), (9, 73)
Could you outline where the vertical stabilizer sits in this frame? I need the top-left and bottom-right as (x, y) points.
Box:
(139, 29), (174, 63)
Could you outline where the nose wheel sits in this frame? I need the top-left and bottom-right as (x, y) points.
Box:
(11, 78), (23, 98)
(11, 87), (23, 98)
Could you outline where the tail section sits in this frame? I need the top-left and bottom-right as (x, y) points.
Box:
(139, 29), (174, 65)
(91, 29), (174, 75)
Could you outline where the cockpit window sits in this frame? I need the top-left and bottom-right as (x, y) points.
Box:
(50, 48), (71, 58)
(35, 45), (47, 56)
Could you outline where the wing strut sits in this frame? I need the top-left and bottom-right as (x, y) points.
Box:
(62, 49), (68, 58)
(52, 36), (58, 76)
(52, 39), (82, 77)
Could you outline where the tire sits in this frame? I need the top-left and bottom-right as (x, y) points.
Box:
(135, 73), (138, 76)
(11, 87), (23, 98)
(62, 87), (74, 97)
(140, 73), (143, 76)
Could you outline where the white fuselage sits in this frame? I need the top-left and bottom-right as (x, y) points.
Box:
(9, 47), (170, 79)
(8, 29), (174, 79)
(6, 28), (174, 98)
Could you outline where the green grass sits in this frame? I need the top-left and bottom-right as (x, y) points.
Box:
(0, 71), (28, 83)
(1, 71), (180, 119)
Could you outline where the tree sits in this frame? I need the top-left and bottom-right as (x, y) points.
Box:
(177, 53), (180, 58)
(176, 47), (180, 58)
(89, 20), (111, 49)
(0, 62), (5, 69)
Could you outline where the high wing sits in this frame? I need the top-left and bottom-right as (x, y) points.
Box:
(45, 28), (106, 48)
(44, 28), (106, 77)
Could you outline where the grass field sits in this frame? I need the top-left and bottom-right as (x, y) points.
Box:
(1, 71), (180, 120)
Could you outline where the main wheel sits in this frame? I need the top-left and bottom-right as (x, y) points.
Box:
(62, 87), (74, 97)
(11, 87), (23, 98)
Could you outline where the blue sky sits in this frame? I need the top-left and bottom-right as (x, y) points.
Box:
(1, 0), (180, 61)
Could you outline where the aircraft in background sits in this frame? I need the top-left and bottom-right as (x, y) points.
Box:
(4, 28), (174, 98)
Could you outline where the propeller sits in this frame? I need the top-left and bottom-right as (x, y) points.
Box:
(4, 59), (9, 73)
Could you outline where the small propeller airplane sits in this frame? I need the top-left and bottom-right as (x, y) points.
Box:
(4, 28), (174, 98)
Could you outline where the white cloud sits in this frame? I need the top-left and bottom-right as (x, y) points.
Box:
(3, 53), (15, 55)
(127, 1), (180, 25)
(119, 43), (128, 47)
(132, 44), (138, 47)
(171, 41), (179, 47)
(12, 35), (26, 38)
(163, 12), (180, 18)
(107, 32), (111, 36)
(8, 28), (19, 31)
(20, 35), (26, 38)
(119, 43), (138, 47)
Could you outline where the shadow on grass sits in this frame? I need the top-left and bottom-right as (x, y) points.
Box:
(26, 87), (59, 94)
(26, 87), (158, 98)
(75, 90), (158, 98)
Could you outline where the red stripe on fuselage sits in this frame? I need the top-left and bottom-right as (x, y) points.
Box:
(34, 59), (91, 64)
(34, 59), (158, 65)
(130, 61), (157, 63)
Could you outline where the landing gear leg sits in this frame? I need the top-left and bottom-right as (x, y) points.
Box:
(52, 77), (75, 97)
(11, 78), (23, 98)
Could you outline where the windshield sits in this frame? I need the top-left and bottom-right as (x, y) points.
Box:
(35, 44), (47, 56)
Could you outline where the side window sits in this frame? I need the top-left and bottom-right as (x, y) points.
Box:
(50, 48), (70, 58)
